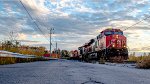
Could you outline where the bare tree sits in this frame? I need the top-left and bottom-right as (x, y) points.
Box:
(8, 31), (18, 42)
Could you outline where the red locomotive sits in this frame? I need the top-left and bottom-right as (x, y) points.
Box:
(69, 50), (80, 60)
(78, 28), (128, 62)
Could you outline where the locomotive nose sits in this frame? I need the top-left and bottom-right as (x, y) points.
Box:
(116, 35), (119, 39)
(111, 34), (126, 48)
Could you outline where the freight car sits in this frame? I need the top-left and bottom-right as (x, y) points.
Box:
(78, 28), (128, 63)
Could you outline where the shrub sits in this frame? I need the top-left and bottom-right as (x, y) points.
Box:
(136, 57), (150, 69)
(0, 57), (49, 65)
(0, 57), (16, 65)
(128, 56), (142, 62)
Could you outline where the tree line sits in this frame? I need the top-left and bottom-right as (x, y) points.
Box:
(130, 52), (150, 57)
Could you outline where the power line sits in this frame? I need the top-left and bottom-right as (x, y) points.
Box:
(100, 2), (150, 31)
(18, 0), (57, 52)
(29, 0), (50, 33)
(122, 15), (150, 31)
(18, 0), (49, 42)
(19, 0), (150, 50)
(30, 0), (50, 28)
(29, 0), (57, 50)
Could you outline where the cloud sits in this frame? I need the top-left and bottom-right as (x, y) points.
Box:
(21, 0), (51, 15)
(18, 33), (27, 40)
(17, 39), (39, 43)
(0, 0), (150, 51)
(130, 46), (150, 52)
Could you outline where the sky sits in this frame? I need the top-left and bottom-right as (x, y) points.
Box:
(0, 0), (150, 52)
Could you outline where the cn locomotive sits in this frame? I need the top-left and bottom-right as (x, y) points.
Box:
(78, 28), (128, 62)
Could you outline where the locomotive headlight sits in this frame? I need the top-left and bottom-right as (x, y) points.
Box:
(116, 35), (119, 38)
(112, 44), (115, 47)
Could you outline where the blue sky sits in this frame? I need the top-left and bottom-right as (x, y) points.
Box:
(0, 0), (150, 52)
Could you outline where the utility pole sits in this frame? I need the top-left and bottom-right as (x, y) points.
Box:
(56, 42), (58, 58)
(56, 42), (57, 53)
(48, 28), (54, 57)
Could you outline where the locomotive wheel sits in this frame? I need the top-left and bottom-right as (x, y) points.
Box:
(117, 56), (124, 63)
(99, 56), (105, 64)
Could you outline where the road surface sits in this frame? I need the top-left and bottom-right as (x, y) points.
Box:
(0, 59), (150, 84)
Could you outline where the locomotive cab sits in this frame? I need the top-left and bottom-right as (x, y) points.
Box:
(103, 29), (126, 48)
(101, 29), (128, 62)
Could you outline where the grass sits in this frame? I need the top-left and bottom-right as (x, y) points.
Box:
(128, 56), (142, 62)
(0, 57), (49, 65)
(128, 56), (150, 69)
(136, 57), (150, 69)
(0, 57), (16, 65)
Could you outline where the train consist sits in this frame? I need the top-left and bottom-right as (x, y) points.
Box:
(72, 28), (128, 63)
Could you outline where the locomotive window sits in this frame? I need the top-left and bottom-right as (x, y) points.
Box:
(114, 32), (123, 35)
(104, 31), (123, 36)
(104, 31), (113, 36)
